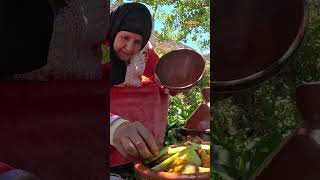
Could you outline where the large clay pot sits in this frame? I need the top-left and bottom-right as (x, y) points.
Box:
(155, 49), (206, 92)
(134, 162), (210, 180)
(212, 0), (308, 92)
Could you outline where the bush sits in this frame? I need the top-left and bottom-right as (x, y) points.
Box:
(212, 1), (320, 179)
(165, 63), (210, 145)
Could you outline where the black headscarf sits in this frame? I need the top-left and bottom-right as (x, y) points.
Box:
(109, 2), (152, 85)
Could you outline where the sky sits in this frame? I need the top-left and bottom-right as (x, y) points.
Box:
(121, 0), (210, 55)
(153, 5), (210, 55)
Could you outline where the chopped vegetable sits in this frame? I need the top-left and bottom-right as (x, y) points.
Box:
(145, 137), (210, 174)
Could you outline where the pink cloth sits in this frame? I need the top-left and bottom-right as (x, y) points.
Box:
(109, 81), (169, 167)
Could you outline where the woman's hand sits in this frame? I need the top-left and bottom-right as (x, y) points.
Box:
(112, 121), (160, 160)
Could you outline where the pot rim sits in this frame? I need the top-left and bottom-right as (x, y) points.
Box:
(180, 127), (211, 134)
(134, 162), (210, 180)
(154, 48), (206, 91)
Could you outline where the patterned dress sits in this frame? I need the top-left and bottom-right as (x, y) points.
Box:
(107, 41), (170, 167)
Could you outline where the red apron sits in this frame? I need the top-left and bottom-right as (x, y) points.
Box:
(110, 81), (169, 167)
(0, 80), (107, 179)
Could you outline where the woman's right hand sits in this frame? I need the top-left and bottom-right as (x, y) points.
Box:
(112, 121), (160, 160)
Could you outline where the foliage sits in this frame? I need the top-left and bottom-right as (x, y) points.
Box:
(101, 44), (110, 63)
(165, 63), (210, 145)
(212, 1), (320, 179)
(212, 77), (298, 179)
(293, 0), (320, 83)
(111, 0), (210, 52)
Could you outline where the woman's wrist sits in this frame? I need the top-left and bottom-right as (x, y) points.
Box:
(110, 115), (121, 125)
(110, 118), (129, 146)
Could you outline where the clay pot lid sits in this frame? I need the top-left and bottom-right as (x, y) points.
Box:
(134, 162), (210, 180)
(183, 104), (211, 133)
(155, 49), (206, 91)
(180, 127), (210, 135)
(201, 88), (210, 103)
(179, 129), (211, 143)
(212, 0), (308, 93)
(183, 88), (210, 133)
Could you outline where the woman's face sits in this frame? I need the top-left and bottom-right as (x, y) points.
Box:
(113, 31), (143, 62)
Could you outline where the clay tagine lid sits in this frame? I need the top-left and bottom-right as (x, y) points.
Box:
(212, 0), (308, 93)
(155, 49), (206, 92)
(181, 88), (210, 138)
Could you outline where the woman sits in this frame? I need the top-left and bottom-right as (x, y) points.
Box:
(106, 2), (172, 176)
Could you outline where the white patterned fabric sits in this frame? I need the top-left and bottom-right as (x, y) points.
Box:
(115, 42), (151, 87)
(14, 0), (108, 80)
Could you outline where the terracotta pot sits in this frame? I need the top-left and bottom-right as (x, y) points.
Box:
(182, 88), (210, 137)
(179, 128), (210, 142)
(296, 82), (320, 129)
(155, 49), (206, 91)
(212, 0), (308, 92)
(201, 88), (210, 104)
(182, 104), (210, 131)
(134, 162), (210, 180)
(254, 128), (320, 180)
